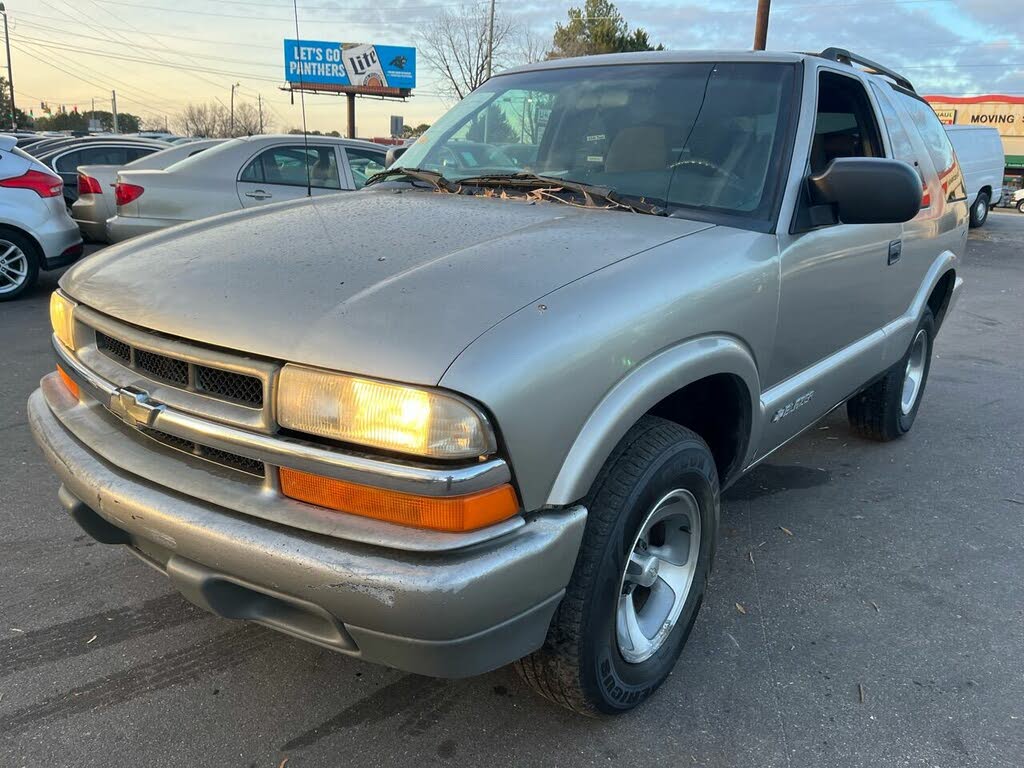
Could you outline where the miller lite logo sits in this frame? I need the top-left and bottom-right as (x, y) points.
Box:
(344, 44), (387, 88)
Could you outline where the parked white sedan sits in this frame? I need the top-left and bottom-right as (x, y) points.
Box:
(72, 139), (224, 241)
(106, 135), (388, 242)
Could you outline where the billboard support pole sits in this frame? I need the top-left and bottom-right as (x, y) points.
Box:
(347, 92), (356, 139)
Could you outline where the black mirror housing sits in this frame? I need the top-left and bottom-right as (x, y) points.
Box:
(385, 145), (409, 168)
(808, 157), (922, 225)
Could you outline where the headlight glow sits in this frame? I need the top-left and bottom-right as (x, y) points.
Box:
(277, 365), (494, 459)
(49, 291), (76, 350)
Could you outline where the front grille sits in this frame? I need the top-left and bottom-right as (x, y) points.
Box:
(96, 332), (130, 365)
(139, 427), (265, 477)
(135, 348), (189, 386)
(195, 366), (264, 406)
(94, 330), (264, 408)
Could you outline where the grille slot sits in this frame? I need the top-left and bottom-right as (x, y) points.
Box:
(93, 330), (264, 409)
(135, 348), (189, 386)
(195, 365), (264, 407)
(139, 427), (265, 477)
(96, 332), (130, 365)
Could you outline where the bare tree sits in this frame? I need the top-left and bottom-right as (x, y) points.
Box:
(416, 3), (516, 101)
(173, 100), (271, 138)
(514, 27), (550, 65)
(173, 102), (224, 138)
(231, 102), (268, 136)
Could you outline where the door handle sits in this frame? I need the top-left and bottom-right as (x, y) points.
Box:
(887, 240), (902, 265)
(245, 190), (272, 200)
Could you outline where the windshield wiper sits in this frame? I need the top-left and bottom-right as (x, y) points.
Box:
(365, 167), (458, 192)
(454, 172), (667, 216)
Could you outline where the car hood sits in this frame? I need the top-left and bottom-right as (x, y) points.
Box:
(62, 189), (714, 385)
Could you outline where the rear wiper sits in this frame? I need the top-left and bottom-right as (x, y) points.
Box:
(455, 172), (667, 216)
(365, 166), (458, 192)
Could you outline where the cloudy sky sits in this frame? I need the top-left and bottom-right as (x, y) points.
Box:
(13, 0), (1024, 136)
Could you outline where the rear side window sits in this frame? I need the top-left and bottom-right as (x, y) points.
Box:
(895, 92), (967, 203)
(54, 150), (82, 172)
(810, 72), (884, 174)
(868, 82), (917, 165)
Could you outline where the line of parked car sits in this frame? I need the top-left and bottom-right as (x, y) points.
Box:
(0, 131), (389, 300)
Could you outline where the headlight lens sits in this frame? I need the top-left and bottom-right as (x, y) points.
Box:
(277, 365), (494, 459)
(50, 291), (76, 350)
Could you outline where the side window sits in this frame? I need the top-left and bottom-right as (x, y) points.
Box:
(894, 93), (967, 203)
(810, 72), (884, 174)
(124, 147), (156, 163)
(54, 150), (82, 173)
(868, 82), (917, 164)
(80, 147), (130, 166)
(344, 148), (386, 189)
(243, 146), (341, 189)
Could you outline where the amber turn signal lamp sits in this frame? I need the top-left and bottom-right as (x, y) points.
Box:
(56, 365), (79, 400)
(278, 467), (520, 532)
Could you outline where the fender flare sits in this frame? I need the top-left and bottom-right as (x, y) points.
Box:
(545, 335), (762, 507)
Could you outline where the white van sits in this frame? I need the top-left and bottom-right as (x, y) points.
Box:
(944, 125), (1004, 227)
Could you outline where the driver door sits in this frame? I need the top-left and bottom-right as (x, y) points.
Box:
(759, 69), (904, 456)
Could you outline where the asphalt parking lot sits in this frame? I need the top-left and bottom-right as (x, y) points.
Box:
(1, 211), (1022, 768)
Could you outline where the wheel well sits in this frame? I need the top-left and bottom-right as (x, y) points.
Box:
(978, 185), (992, 198)
(927, 269), (956, 330)
(647, 373), (751, 483)
(0, 224), (43, 259)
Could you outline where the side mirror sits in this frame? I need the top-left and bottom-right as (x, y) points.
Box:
(385, 145), (409, 168)
(808, 157), (922, 225)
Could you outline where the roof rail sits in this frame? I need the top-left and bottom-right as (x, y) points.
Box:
(816, 47), (915, 93)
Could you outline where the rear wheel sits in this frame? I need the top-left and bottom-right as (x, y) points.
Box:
(969, 192), (990, 228)
(516, 416), (718, 715)
(847, 309), (935, 441)
(0, 230), (40, 302)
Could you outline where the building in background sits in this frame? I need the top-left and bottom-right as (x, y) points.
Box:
(925, 95), (1024, 199)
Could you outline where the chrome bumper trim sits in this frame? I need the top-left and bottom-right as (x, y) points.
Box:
(54, 336), (511, 497)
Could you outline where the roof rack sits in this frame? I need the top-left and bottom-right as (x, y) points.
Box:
(816, 47), (915, 93)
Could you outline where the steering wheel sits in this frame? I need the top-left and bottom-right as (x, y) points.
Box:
(669, 158), (743, 187)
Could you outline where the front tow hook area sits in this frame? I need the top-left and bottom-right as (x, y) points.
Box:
(165, 556), (357, 652)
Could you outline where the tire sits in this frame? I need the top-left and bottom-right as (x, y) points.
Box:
(1017, 199), (1024, 214)
(846, 309), (935, 441)
(969, 192), (989, 228)
(516, 416), (719, 715)
(0, 229), (41, 302)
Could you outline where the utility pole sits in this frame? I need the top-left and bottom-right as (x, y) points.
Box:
(111, 90), (119, 133)
(230, 82), (239, 136)
(257, 93), (263, 133)
(0, 3), (16, 129)
(485, 0), (495, 80)
(753, 0), (771, 50)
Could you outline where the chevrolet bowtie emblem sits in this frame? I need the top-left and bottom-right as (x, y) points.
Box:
(109, 386), (164, 428)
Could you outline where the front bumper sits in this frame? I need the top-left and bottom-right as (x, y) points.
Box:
(28, 378), (587, 677)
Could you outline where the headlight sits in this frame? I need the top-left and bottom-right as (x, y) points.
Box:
(50, 291), (76, 350)
(277, 364), (495, 459)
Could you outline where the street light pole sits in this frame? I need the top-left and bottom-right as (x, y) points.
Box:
(0, 4), (16, 129)
(484, 0), (495, 80)
(753, 0), (771, 50)
(230, 82), (240, 136)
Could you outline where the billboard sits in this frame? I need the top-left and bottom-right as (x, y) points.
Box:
(284, 40), (416, 95)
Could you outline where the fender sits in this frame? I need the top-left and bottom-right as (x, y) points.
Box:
(880, 248), (962, 364)
(545, 335), (761, 507)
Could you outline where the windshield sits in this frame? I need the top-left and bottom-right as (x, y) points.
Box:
(393, 62), (797, 221)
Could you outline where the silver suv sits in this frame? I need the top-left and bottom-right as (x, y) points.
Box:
(29, 49), (966, 715)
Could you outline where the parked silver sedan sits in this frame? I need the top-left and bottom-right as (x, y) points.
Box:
(72, 139), (224, 241)
(106, 135), (387, 242)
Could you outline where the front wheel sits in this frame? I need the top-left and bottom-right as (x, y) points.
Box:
(1017, 199), (1024, 214)
(516, 416), (719, 715)
(847, 309), (935, 441)
(969, 192), (990, 227)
